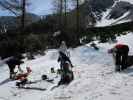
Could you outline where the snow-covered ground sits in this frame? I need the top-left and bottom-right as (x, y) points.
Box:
(1, 32), (133, 100)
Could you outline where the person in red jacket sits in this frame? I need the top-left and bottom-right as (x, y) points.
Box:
(108, 44), (129, 71)
(15, 67), (32, 87)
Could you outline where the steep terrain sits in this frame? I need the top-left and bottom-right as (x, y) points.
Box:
(74, 0), (133, 27)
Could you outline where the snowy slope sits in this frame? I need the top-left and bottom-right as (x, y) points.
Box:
(120, 0), (133, 4)
(95, 0), (133, 27)
(1, 32), (133, 100)
(96, 10), (131, 27)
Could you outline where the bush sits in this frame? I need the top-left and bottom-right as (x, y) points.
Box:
(24, 34), (44, 54)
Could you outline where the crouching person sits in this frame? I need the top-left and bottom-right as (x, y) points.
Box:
(15, 67), (32, 87)
(108, 44), (129, 72)
(58, 61), (74, 85)
(6, 55), (24, 79)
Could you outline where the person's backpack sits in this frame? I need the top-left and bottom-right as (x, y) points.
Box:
(59, 70), (74, 85)
(58, 61), (74, 85)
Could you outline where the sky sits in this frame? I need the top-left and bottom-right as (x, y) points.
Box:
(0, 0), (86, 16)
(0, 0), (53, 16)
(29, 0), (53, 15)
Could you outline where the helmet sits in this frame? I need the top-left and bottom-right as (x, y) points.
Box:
(108, 49), (113, 54)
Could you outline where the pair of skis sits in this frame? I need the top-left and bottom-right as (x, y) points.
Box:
(17, 86), (47, 91)
(16, 78), (54, 91)
(16, 81), (68, 91)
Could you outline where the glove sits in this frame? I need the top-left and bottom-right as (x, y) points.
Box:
(108, 49), (113, 54)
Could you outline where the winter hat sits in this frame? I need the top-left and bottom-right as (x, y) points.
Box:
(26, 67), (32, 73)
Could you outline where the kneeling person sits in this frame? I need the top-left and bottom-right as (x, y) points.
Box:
(58, 61), (74, 85)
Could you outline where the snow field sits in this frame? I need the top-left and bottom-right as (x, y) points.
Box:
(0, 32), (133, 100)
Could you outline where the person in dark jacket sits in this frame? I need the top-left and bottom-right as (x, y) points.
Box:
(57, 52), (74, 85)
(108, 44), (129, 71)
(6, 55), (24, 79)
(58, 51), (73, 70)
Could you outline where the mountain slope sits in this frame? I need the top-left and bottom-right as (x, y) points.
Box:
(74, 0), (133, 27)
(95, 0), (133, 27)
(0, 13), (40, 30)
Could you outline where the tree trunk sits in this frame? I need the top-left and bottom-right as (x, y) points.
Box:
(64, 0), (67, 29)
(59, 0), (63, 31)
(21, 0), (26, 32)
(76, 0), (80, 33)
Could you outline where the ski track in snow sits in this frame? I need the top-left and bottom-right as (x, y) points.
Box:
(1, 33), (133, 100)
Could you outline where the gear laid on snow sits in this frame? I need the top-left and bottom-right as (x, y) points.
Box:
(16, 86), (47, 91)
(90, 42), (99, 50)
(41, 74), (48, 80)
(51, 67), (55, 73)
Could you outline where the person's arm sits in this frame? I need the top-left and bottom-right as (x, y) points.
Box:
(17, 65), (24, 73)
(66, 57), (74, 68)
(64, 49), (70, 57)
(17, 60), (24, 73)
(108, 47), (117, 54)
(58, 56), (61, 62)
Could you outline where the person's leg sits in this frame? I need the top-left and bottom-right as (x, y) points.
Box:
(115, 52), (121, 71)
(58, 74), (64, 85)
(9, 66), (15, 79)
(60, 62), (64, 70)
(60, 60), (65, 70)
(121, 46), (129, 70)
(121, 52), (128, 70)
